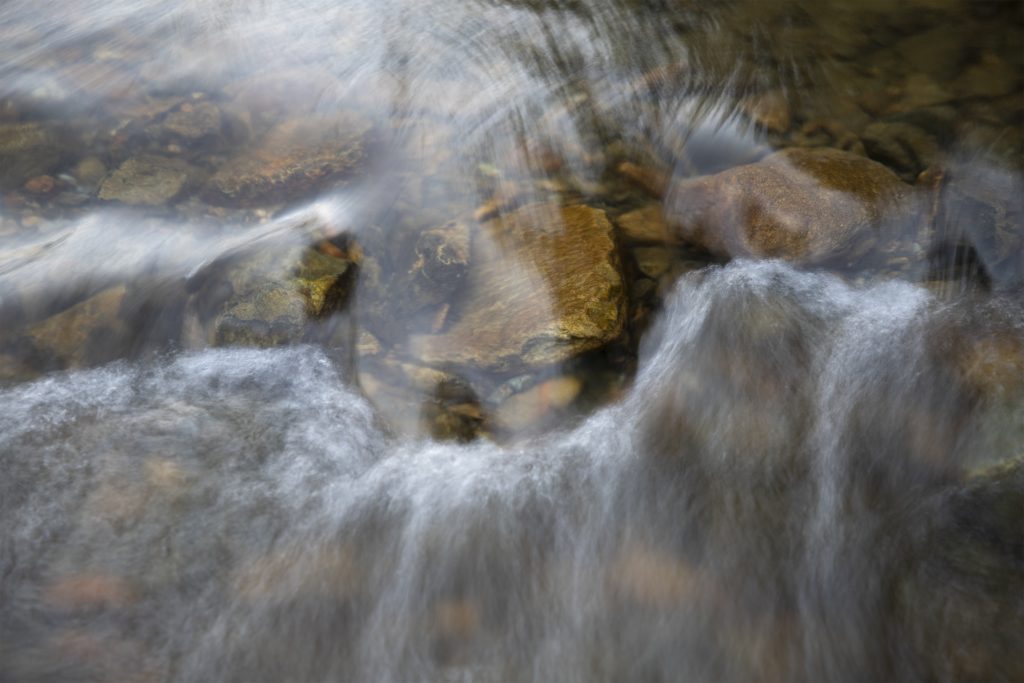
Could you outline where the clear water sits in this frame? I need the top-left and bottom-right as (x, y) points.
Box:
(0, 1), (1022, 681)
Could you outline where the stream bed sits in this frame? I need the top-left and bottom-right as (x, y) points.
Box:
(0, 1), (1022, 681)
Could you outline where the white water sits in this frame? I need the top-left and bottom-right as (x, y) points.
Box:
(2, 261), (1021, 682)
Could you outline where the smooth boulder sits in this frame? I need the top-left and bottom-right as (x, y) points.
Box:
(667, 147), (915, 264)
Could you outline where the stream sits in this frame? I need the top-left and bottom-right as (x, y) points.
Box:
(1, 1), (1022, 681)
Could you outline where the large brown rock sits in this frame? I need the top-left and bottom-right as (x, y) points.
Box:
(667, 147), (914, 264)
(410, 204), (625, 372)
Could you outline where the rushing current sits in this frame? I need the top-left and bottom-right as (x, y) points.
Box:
(1, 0), (1022, 681)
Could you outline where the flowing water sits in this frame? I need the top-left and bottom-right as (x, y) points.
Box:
(1, 1), (1022, 681)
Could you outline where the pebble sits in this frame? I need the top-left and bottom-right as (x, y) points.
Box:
(23, 174), (55, 194)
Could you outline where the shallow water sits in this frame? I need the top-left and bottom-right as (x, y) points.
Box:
(1, 1), (1022, 681)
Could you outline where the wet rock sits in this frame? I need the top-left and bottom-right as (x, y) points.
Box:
(954, 52), (1020, 100)
(953, 331), (1024, 399)
(493, 375), (582, 433)
(895, 23), (969, 82)
(430, 402), (485, 442)
(667, 147), (914, 264)
(890, 74), (954, 113)
(363, 219), (471, 342)
(355, 329), (382, 358)
(609, 542), (700, 607)
(861, 121), (939, 180)
(616, 161), (670, 198)
(72, 157), (107, 193)
(616, 204), (674, 245)
(99, 156), (203, 206)
(0, 123), (61, 188)
(211, 246), (356, 348)
(937, 167), (1024, 289)
(900, 458), (1024, 683)
(204, 115), (370, 206)
(23, 175), (56, 195)
(741, 90), (791, 133)
(157, 100), (223, 141)
(26, 286), (128, 369)
(632, 247), (673, 279)
(411, 204), (625, 372)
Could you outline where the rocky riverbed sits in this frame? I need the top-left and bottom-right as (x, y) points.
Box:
(0, 0), (1021, 681)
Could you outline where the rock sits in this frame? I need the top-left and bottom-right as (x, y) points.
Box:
(609, 542), (700, 607)
(616, 161), (670, 198)
(861, 121), (939, 179)
(210, 244), (356, 348)
(954, 331), (1024, 399)
(411, 204), (625, 372)
(0, 123), (61, 188)
(99, 156), (202, 206)
(363, 219), (471, 342)
(937, 166), (1024, 289)
(890, 74), (954, 112)
(26, 286), (128, 369)
(158, 100), (222, 140)
(741, 90), (791, 133)
(23, 174), (56, 194)
(72, 156), (107, 193)
(355, 329), (382, 357)
(493, 375), (582, 432)
(204, 115), (369, 206)
(899, 458), (1024, 682)
(954, 52), (1020, 99)
(667, 147), (914, 264)
(895, 23), (969, 82)
(616, 204), (674, 245)
(632, 247), (673, 279)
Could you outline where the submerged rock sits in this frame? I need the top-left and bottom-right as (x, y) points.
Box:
(210, 245), (357, 348)
(899, 458), (1024, 683)
(861, 121), (938, 180)
(667, 147), (914, 264)
(157, 100), (223, 141)
(361, 219), (472, 342)
(0, 122), (61, 188)
(616, 204), (674, 245)
(26, 285), (128, 369)
(99, 156), (203, 206)
(493, 375), (582, 433)
(204, 115), (370, 206)
(411, 203), (625, 372)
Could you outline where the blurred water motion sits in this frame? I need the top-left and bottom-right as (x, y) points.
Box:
(0, 0), (1022, 681)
